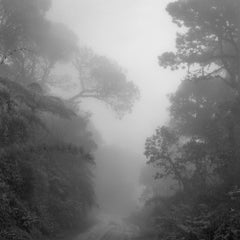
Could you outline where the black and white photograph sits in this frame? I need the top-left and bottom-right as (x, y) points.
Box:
(0, 0), (240, 239)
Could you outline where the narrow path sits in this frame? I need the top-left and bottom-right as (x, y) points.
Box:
(75, 219), (139, 240)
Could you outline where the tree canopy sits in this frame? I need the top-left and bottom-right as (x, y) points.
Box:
(159, 0), (240, 92)
(0, 0), (139, 116)
(141, 1), (240, 239)
(69, 48), (140, 116)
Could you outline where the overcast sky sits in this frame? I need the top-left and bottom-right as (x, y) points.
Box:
(49, 0), (182, 156)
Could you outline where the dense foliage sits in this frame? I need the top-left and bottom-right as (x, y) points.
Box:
(0, 78), (96, 239)
(0, 0), (139, 239)
(141, 0), (240, 239)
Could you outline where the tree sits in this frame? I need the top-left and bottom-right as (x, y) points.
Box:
(0, 0), (78, 87)
(0, 1), (139, 238)
(0, 1), (96, 235)
(69, 48), (140, 117)
(159, 0), (240, 92)
(0, 0), (51, 63)
(0, 1), (139, 117)
(0, 76), (96, 239)
(145, 126), (187, 189)
(141, 1), (240, 239)
(158, 0), (240, 188)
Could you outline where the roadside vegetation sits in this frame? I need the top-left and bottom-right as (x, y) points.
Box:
(135, 1), (240, 239)
(0, 1), (139, 239)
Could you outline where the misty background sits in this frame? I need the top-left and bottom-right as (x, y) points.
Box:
(49, 0), (180, 150)
(48, 0), (181, 210)
(3, 0), (239, 239)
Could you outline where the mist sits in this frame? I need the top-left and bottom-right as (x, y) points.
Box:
(47, 0), (181, 214)
(46, 0), (181, 221)
(1, 0), (240, 240)
(48, 0), (181, 151)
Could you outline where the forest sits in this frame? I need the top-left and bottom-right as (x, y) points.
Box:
(0, 0), (139, 239)
(1, 0), (240, 240)
(135, 0), (240, 239)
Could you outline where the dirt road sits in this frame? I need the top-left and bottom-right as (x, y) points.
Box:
(75, 218), (139, 240)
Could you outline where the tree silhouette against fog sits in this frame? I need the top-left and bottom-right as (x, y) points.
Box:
(70, 48), (139, 116)
(141, 1), (240, 239)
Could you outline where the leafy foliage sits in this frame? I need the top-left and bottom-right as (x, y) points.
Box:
(0, 0), (78, 86)
(0, 0), (141, 239)
(0, 0), (139, 117)
(159, 0), (240, 91)
(0, 76), (96, 239)
(141, 1), (240, 239)
(69, 48), (140, 117)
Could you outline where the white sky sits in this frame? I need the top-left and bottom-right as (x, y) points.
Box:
(49, 0), (183, 156)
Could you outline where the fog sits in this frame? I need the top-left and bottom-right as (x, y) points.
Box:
(3, 0), (238, 239)
(48, 0), (180, 151)
(48, 0), (182, 214)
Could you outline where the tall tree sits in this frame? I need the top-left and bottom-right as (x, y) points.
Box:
(159, 0), (240, 92)
(157, 0), (240, 188)
(69, 48), (140, 116)
(141, 2), (240, 239)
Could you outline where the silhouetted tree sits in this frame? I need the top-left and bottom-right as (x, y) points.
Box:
(69, 48), (140, 116)
(141, 1), (240, 239)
